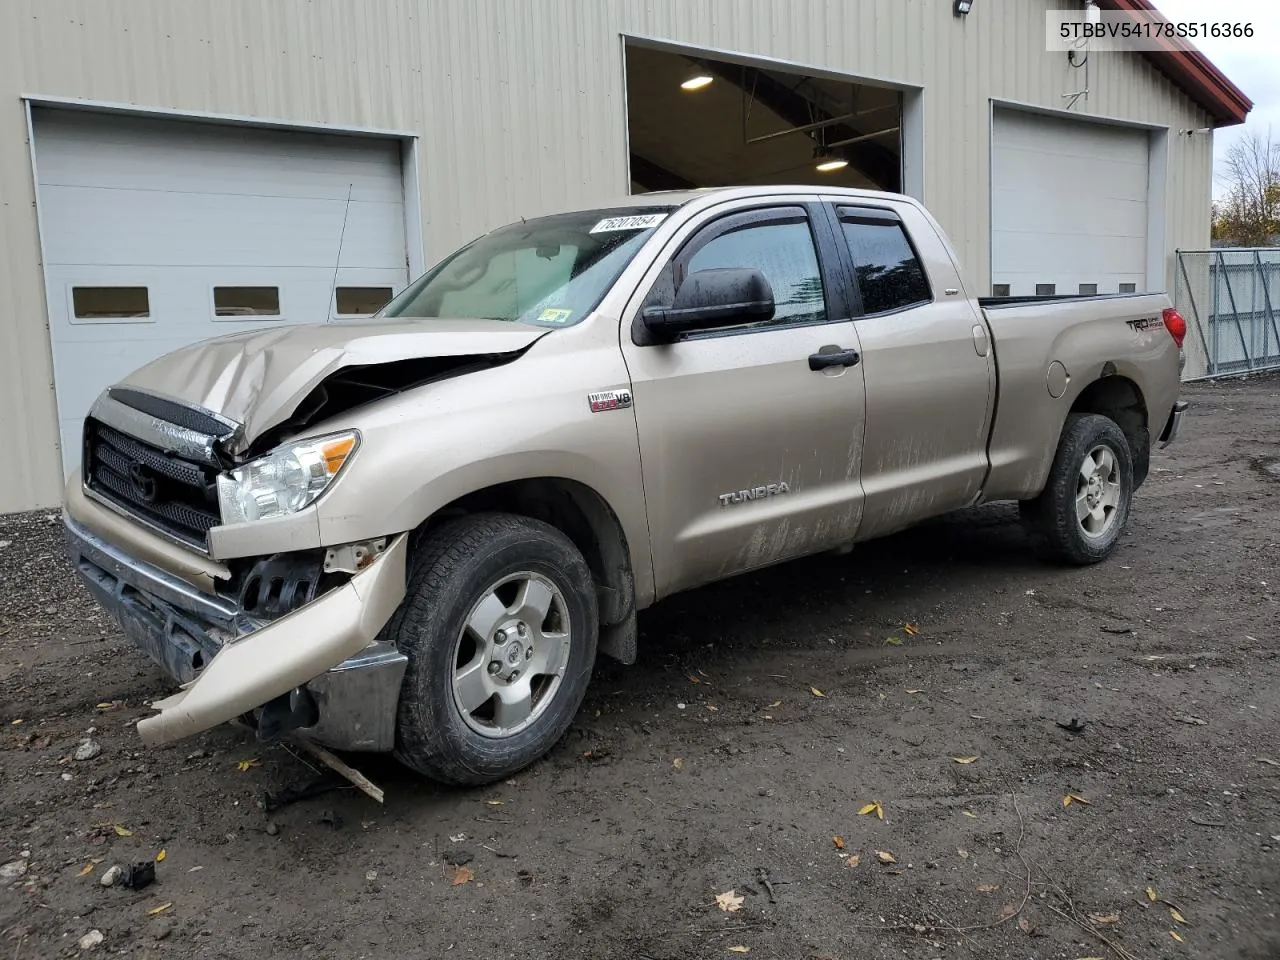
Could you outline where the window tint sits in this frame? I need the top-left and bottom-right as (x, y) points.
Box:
(72, 286), (150, 320)
(682, 220), (826, 330)
(839, 218), (930, 314)
(214, 286), (280, 317)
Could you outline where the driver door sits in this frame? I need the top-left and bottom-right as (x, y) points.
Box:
(619, 200), (868, 598)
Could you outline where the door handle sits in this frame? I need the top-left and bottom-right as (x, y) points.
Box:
(808, 348), (861, 371)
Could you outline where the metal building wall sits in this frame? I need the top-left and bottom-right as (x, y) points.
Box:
(0, 0), (1213, 512)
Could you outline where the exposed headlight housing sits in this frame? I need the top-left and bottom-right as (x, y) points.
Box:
(216, 431), (358, 524)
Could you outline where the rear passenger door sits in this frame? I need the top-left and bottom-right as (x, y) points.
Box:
(827, 202), (995, 538)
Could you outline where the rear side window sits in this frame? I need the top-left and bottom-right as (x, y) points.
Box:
(838, 214), (931, 315)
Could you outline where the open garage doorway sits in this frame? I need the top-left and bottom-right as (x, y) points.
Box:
(624, 41), (905, 194)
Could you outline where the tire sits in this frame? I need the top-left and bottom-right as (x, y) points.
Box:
(390, 512), (598, 785)
(1019, 413), (1134, 565)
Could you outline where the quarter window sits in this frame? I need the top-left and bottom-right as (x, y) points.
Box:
(839, 216), (930, 315)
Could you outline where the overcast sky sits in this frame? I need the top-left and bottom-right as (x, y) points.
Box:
(1152, 0), (1279, 197)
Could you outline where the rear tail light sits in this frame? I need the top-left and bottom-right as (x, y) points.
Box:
(1162, 307), (1186, 349)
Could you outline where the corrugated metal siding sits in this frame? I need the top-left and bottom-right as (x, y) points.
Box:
(0, 0), (1215, 511)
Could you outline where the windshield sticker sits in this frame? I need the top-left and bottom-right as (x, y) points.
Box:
(589, 213), (668, 234)
(538, 307), (574, 324)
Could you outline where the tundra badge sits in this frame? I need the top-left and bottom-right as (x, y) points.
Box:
(719, 482), (791, 507)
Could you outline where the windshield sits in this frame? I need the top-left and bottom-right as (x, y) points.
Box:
(381, 207), (674, 328)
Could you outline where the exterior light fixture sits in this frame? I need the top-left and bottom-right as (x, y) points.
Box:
(954, 0), (973, 14)
(680, 65), (714, 91)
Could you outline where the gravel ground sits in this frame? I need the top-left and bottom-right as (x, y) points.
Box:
(1, 373), (1278, 960)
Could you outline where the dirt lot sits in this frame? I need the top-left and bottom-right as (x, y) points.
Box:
(2, 374), (1278, 960)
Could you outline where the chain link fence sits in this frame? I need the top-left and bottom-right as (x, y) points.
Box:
(1175, 249), (1280, 380)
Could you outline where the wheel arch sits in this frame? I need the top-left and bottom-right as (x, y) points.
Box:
(1068, 369), (1149, 486)
(412, 477), (637, 659)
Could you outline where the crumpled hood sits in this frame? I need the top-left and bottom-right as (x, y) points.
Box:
(120, 319), (551, 450)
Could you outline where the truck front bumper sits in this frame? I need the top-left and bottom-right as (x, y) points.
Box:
(64, 513), (409, 752)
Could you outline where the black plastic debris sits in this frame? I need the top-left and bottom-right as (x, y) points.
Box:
(121, 861), (156, 890)
(1056, 717), (1087, 734)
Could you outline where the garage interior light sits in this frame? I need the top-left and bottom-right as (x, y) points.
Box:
(954, 0), (973, 14)
(814, 150), (848, 173)
(680, 67), (714, 92)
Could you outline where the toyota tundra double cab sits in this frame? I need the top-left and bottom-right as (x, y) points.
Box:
(64, 186), (1187, 784)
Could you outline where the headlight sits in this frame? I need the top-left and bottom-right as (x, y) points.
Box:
(216, 431), (358, 523)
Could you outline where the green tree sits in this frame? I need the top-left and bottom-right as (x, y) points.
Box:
(1212, 130), (1280, 247)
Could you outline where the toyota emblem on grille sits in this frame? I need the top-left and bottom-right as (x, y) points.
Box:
(127, 462), (159, 503)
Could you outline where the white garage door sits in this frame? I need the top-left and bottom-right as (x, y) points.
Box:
(33, 109), (412, 476)
(991, 110), (1148, 298)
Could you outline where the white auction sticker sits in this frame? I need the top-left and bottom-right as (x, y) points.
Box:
(589, 213), (668, 234)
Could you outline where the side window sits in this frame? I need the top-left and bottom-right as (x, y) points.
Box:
(683, 219), (826, 330)
(839, 213), (931, 315)
(640, 208), (828, 337)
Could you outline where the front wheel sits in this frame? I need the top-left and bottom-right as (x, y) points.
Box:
(1019, 413), (1134, 565)
(391, 513), (598, 785)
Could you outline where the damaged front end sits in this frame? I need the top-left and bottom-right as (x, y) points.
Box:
(66, 507), (408, 751)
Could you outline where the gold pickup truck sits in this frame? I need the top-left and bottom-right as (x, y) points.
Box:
(63, 186), (1186, 784)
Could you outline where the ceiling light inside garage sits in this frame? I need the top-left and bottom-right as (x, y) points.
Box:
(680, 65), (714, 91)
(814, 150), (848, 173)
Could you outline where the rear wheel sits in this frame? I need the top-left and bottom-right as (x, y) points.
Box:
(1020, 413), (1133, 565)
(391, 513), (598, 785)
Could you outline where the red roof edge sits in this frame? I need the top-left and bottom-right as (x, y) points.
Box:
(1096, 0), (1253, 126)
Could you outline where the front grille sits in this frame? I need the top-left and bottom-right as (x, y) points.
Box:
(84, 419), (221, 549)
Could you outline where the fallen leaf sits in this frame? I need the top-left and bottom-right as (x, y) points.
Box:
(876, 850), (897, 864)
(155, 849), (166, 862)
(883, 636), (903, 646)
(970, 714), (988, 720)
(1088, 912), (1121, 924)
(485, 799), (505, 806)
(1147, 886), (1159, 902)
(1173, 714), (1208, 726)
(715, 890), (745, 913)
(904, 623), (919, 636)
(235, 758), (259, 772)
(767, 700), (782, 708)
(688, 675), (701, 684)
(858, 801), (885, 820)
(706, 704), (718, 712)
(450, 865), (475, 886)
(957, 848), (969, 859)
(95, 702), (113, 709)
(77, 863), (94, 877)
(728, 947), (751, 954)
(1171, 930), (1185, 943)
(963, 809), (977, 818)
(845, 854), (860, 868)
(952, 756), (979, 764)
(809, 687), (825, 698)
(10, 719), (22, 726)
(672, 758), (684, 770)
(1255, 757), (1279, 767)
(1018, 916), (1032, 933)
(1170, 907), (1187, 924)
(833, 836), (845, 850)
(148, 903), (172, 916)
(1001, 902), (1017, 917)
(1063, 793), (1091, 808)
(905, 688), (924, 694)
(112, 825), (134, 837)
(187, 866), (203, 873)
(977, 883), (1000, 892)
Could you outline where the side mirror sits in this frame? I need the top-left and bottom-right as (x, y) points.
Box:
(641, 268), (775, 341)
